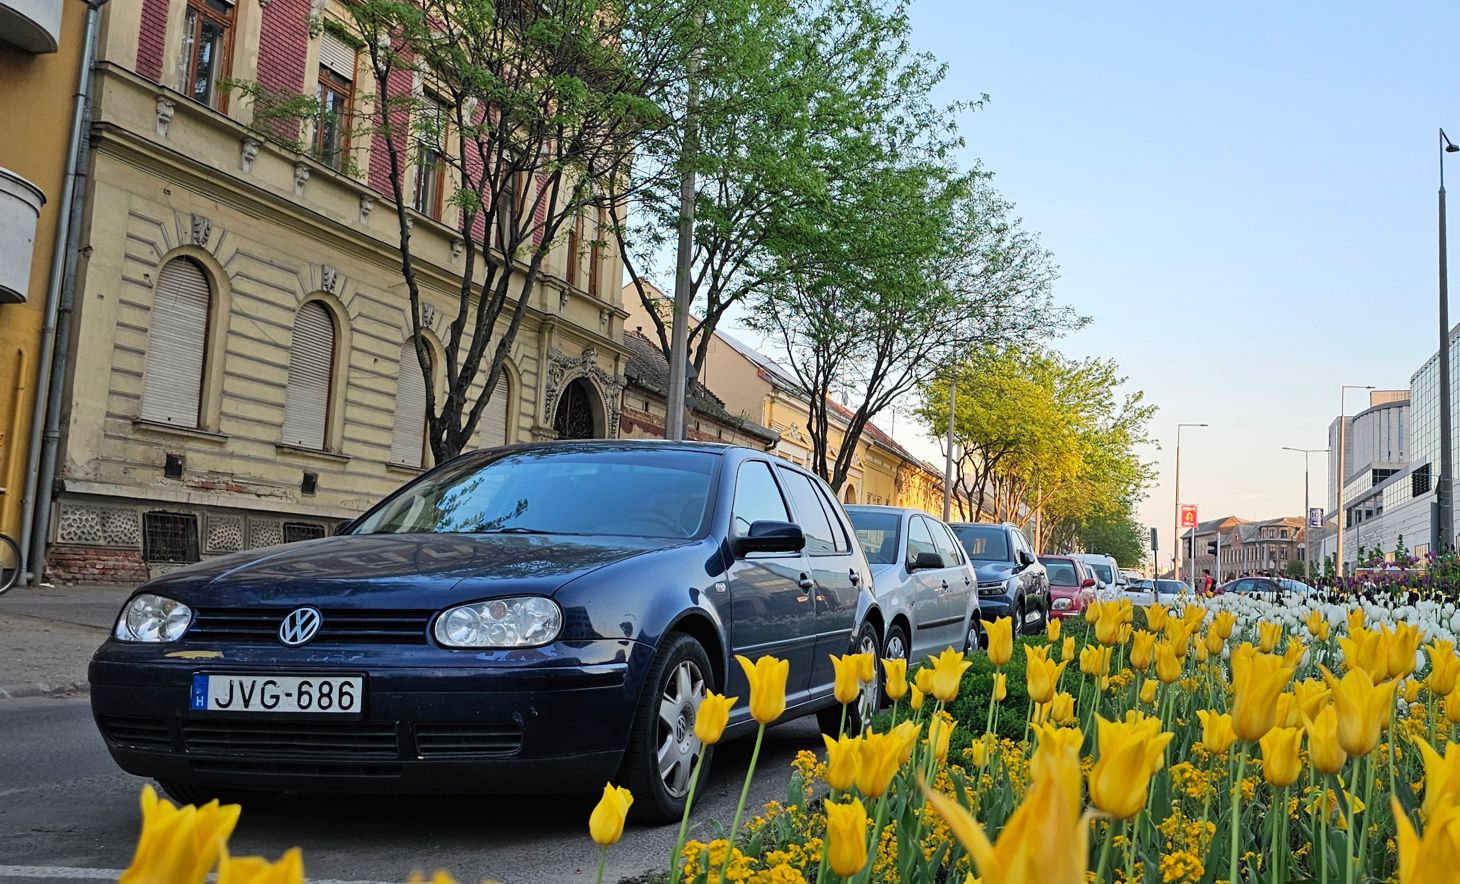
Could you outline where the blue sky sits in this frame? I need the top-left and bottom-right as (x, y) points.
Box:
(891, 1), (1455, 553)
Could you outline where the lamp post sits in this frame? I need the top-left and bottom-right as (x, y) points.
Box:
(1437, 129), (1459, 553)
(1335, 385), (1376, 578)
(1172, 422), (1208, 583)
(1282, 445), (1329, 579)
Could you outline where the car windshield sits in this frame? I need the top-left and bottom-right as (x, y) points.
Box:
(1046, 561), (1078, 586)
(1157, 580), (1187, 594)
(1278, 579), (1310, 593)
(953, 526), (1009, 561)
(353, 448), (719, 539)
(1089, 563), (1115, 585)
(849, 511), (901, 565)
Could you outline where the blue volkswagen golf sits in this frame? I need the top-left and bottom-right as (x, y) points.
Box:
(89, 442), (881, 821)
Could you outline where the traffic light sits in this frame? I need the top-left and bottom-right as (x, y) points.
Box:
(1206, 540), (1217, 556)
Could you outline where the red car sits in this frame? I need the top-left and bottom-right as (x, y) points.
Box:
(1041, 556), (1097, 619)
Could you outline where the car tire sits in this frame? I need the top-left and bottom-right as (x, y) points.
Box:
(157, 780), (281, 808)
(962, 616), (986, 654)
(816, 621), (882, 737)
(880, 621), (910, 709)
(620, 632), (715, 825)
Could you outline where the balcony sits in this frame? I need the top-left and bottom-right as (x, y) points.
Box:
(0, 166), (46, 303)
(0, 0), (61, 53)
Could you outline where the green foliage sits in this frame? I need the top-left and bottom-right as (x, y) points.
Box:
(1283, 559), (1307, 579)
(945, 634), (1038, 745)
(1075, 510), (1147, 567)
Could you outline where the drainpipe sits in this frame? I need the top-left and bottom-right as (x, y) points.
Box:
(17, 0), (108, 587)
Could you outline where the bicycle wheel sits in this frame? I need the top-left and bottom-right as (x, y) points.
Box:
(0, 533), (20, 595)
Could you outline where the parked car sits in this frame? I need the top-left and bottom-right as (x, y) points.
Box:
(1071, 553), (1126, 593)
(1126, 579), (1191, 605)
(1221, 576), (1315, 597)
(947, 522), (1050, 633)
(88, 441), (881, 823)
(1040, 555), (1096, 619)
(846, 506), (981, 665)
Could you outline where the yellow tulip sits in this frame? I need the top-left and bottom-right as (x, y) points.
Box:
(736, 654), (789, 724)
(1129, 630), (1156, 671)
(1429, 640), (1460, 697)
(1143, 603), (1168, 632)
(1061, 636), (1076, 663)
(1080, 644), (1113, 678)
(1196, 710), (1237, 755)
(1259, 725), (1303, 787)
(928, 712), (955, 762)
(1140, 679), (1157, 705)
(1346, 607), (1366, 634)
(1089, 713), (1174, 819)
(1095, 604), (1125, 646)
(406, 874), (459, 884)
(1393, 797), (1460, 884)
(891, 720), (921, 764)
(929, 647), (974, 702)
(1320, 665), (1399, 757)
(914, 666), (935, 696)
(1193, 640), (1210, 664)
(217, 846), (304, 884)
(1273, 692), (1301, 729)
(883, 657), (908, 702)
(854, 730), (902, 798)
(120, 785), (242, 884)
(588, 783), (633, 846)
(992, 672), (1007, 702)
(1385, 622), (1424, 680)
(831, 653), (863, 705)
(1154, 642), (1181, 684)
(1339, 627), (1387, 681)
(1029, 722), (1086, 820)
(1212, 610), (1237, 640)
(824, 798), (870, 878)
(1302, 705), (1348, 774)
(1231, 651), (1297, 742)
(1025, 645), (1069, 705)
(1257, 621), (1283, 653)
(910, 686), (925, 711)
(1304, 608), (1329, 639)
(967, 734), (991, 767)
(1049, 691), (1076, 725)
(1283, 639), (1306, 670)
(1204, 628), (1224, 657)
(1047, 617), (1061, 642)
(1416, 737), (1460, 820)
(1404, 679), (1422, 705)
(987, 617), (1014, 666)
(822, 732), (861, 791)
(1293, 679), (1331, 721)
(1085, 599), (1103, 624)
(694, 693), (737, 745)
(853, 651), (875, 684)
(1448, 684), (1460, 725)
(1180, 604), (1205, 630)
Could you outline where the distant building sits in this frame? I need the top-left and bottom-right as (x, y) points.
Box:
(1327, 391), (1409, 515)
(617, 329), (778, 450)
(1181, 515), (1308, 582)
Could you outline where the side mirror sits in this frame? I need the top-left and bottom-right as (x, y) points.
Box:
(1081, 577), (1096, 588)
(333, 519), (355, 536)
(732, 520), (806, 557)
(910, 551), (945, 571)
(1017, 549), (1035, 568)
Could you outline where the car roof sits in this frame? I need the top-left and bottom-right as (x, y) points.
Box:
(947, 521), (1017, 530)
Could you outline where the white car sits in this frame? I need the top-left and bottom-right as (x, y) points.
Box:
(1071, 553), (1125, 593)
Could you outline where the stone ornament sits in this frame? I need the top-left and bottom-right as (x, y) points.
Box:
(155, 96), (174, 137)
(293, 162), (311, 195)
(451, 238), (463, 261)
(190, 214), (211, 246)
(359, 195), (374, 225)
(321, 265), (338, 293)
(544, 346), (626, 438)
(240, 137), (260, 172)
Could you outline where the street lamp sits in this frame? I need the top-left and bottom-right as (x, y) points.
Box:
(1281, 445), (1329, 579)
(1335, 385), (1376, 578)
(1172, 422), (1208, 584)
(1437, 129), (1459, 555)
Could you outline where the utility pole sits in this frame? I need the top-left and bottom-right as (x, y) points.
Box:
(665, 13), (703, 441)
(1438, 129), (1459, 552)
(942, 370), (956, 522)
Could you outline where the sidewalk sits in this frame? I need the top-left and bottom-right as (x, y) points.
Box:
(0, 583), (134, 699)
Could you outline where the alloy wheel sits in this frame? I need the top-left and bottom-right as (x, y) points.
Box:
(884, 631), (906, 663)
(656, 659), (706, 798)
(856, 632), (881, 727)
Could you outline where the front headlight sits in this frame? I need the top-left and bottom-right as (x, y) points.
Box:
(1052, 598), (1072, 611)
(115, 593), (193, 642)
(434, 597), (563, 648)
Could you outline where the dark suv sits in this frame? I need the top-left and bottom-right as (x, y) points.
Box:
(948, 522), (1050, 634)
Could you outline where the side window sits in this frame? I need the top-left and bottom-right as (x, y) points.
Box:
(775, 468), (836, 555)
(1013, 529), (1032, 558)
(731, 461), (791, 535)
(928, 520), (962, 566)
(809, 477), (852, 553)
(906, 517), (937, 564)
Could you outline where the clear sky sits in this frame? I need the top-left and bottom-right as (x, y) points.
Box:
(892, 1), (1454, 554)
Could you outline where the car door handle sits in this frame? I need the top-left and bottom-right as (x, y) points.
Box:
(848, 569), (861, 586)
(940, 580), (950, 591)
(798, 574), (815, 590)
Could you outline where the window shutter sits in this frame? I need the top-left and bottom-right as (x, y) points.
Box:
(281, 302), (335, 449)
(318, 32), (355, 80)
(480, 375), (509, 447)
(391, 342), (428, 466)
(141, 258), (210, 426)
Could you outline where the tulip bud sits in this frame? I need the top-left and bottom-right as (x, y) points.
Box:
(694, 693), (737, 745)
(588, 783), (633, 846)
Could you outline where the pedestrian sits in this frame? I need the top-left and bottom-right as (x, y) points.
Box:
(1200, 568), (1216, 596)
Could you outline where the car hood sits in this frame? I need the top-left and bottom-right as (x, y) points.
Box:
(972, 561), (1017, 583)
(142, 533), (677, 609)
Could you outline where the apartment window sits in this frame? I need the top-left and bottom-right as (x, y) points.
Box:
(565, 211), (581, 286)
(143, 512), (200, 563)
(283, 522), (327, 544)
(314, 31), (356, 169)
(180, 0), (235, 109)
(141, 258), (212, 427)
(280, 302), (337, 450)
(478, 374), (511, 448)
(588, 206), (605, 297)
(391, 341), (429, 468)
(413, 95), (447, 219)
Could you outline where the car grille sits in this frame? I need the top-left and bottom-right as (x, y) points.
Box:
(976, 581), (1007, 595)
(181, 720), (401, 758)
(414, 723), (522, 757)
(187, 608), (433, 644)
(100, 715), (172, 750)
(191, 758), (404, 778)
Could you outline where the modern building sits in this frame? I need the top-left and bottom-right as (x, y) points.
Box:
(1327, 390), (1409, 515)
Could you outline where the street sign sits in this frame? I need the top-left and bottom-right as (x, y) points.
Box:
(1149, 527), (1158, 551)
(1180, 505), (1198, 528)
(1308, 507), (1323, 528)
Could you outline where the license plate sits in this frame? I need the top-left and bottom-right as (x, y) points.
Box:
(190, 673), (363, 714)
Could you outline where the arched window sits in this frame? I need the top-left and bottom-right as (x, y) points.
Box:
(843, 485), (857, 504)
(391, 341), (429, 467)
(553, 378), (598, 439)
(281, 301), (337, 450)
(479, 373), (511, 448)
(141, 257), (212, 427)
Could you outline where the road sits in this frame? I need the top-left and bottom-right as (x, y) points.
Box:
(0, 696), (823, 884)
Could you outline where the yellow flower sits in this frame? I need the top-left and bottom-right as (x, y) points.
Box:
(910, 686), (925, 711)
(1095, 604), (1126, 645)
(1025, 645), (1069, 705)
(890, 720), (920, 764)
(1047, 617), (1061, 642)
(1196, 710), (1237, 755)
(1080, 644), (1113, 678)
(883, 657), (908, 702)
(1089, 713), (1174, 819)
(1404, 679), (1423, 704)
(1259, 726), (1303, 787)
(1180, 604), (1205, 629)
(966, 734), (991, 767)
(824, 798), (869, 878)
(588, 783), (633, 846)
(1274, 692), (1301, 729)
(1061, 636), (1076, 662)
(914, 666), (935, 696)
(1212, 610), (1237, 640)
(119, 785), (242, 884)
(1029, 722), (1085, 820)
(1385, 622), (1424, 680)
(853, 651), (875, 684)
(854, 730), (902, 798)
(1293, 678), (1331, 720)
(1143, 604), (1169, 632)
(992, 672), (1007, 702)
(1085, 599), (1103, 624)
(1339, 627), (1387, 681)
(1231, 651), (1297, 742)
(987, 618), (1014, 666)
(831, 653), (863, 705)
(1257, 621), (1283, 653)
(1204, 628), (1224, 657)
(929, 647), (973, 702)
(1154, 642), (1181, 684)
(695, 693), (737, 745)
(1448, 685), (1460, 725)
(1165, 620), (1193, 660)
(1129, 630), (1157, 671)
(1427, 640), (1460, 697)
(1304, 608), (1329, 639)
(1321, 665), (1398, 757)
(736, 654), (789, 724)
(1140, 679), (1157, 705)
(1283, 639), (1306, 669)
(1393, 797), (1460, 883)
(1347, 607), (1366, 634)
(1301, 705), (1348, 775)
(217, 846), (304, 884)
(1194, 641), (1210, 664)
(928, 712), (955, 762)
(822, 732), (860, 791)
(1416, 737), (1460, 820)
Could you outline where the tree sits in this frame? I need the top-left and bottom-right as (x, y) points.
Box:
(1072, 508), (1146, 568)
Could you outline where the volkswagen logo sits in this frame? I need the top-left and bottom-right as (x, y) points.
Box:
(278, 607), (323, 647)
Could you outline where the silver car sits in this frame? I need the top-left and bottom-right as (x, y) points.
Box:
(846, 505), (981, 666)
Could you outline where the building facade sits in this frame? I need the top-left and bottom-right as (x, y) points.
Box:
(1181, 515), (1308, 582)
(1327, 391), (1409, 515)
(39, 0), (629, 582)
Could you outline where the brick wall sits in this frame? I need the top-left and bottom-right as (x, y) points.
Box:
(47, 546), (151, 586)
(256, 0), (311, 142)
(368, 64), (413, 196)
(136, 0), (168, 81)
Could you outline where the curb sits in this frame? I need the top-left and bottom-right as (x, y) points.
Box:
(0, 680), (89, 700)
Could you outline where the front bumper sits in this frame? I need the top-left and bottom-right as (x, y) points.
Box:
(89, 638), (654, 794)
(975, 595), (1015, 620)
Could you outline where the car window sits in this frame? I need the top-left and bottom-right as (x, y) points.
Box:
(809, 478), (852, 553)
(1233, 579), (1257, 593)
(775, 468), (836, 556)
(951, 525), (1010, 561)
(849, 510), (901, 565)
(731, 461), (791, 535)
(926, 518), (962, 567)
(907, 516), (937, 564)
(1090, 563), (1115, 585)
(1046, 561), (1077, 585)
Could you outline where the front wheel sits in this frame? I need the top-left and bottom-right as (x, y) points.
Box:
(0, 532), (20, 595)
(962, 616), (986, 654)
(620, 633), (714, 824)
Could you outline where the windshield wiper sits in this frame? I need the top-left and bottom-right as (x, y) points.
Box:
(471, 526), (584, 535)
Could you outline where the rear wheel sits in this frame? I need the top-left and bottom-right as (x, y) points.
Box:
(157, 780), (281, 808)
(881, 621), (910, 709)
(620, 632), (714, 824)
(963, 616), (986, 654)
(817, 621), (882, 736)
